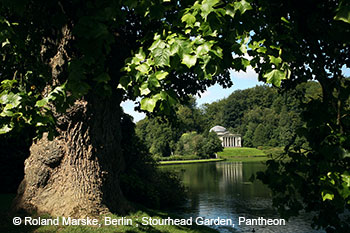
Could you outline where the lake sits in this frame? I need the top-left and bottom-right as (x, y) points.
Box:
(161, 161), (324, 233)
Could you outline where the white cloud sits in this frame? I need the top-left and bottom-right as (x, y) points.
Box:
(196, 90), (211, 98)
(230, 54), (259, 80)
(231, 66), (258, 80)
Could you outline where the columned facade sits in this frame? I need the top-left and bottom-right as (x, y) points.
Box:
(209, 125), (242, 148)
(222, 135), (241, 147)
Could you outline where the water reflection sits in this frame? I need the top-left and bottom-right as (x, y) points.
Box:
(162, 161), (323, 233)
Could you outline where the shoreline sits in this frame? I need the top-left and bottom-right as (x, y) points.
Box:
(158, 158), (225, 165)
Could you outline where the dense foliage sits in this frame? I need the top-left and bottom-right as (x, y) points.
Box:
(136, 98), (223, 158)
(175, 131), (222, 158)
(137, 82), (321, 155)
(206, 82), (322, 147)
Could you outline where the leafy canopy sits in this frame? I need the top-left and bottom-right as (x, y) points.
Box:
(0, 0), (291, 136)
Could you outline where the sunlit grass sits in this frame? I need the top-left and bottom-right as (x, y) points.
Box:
(218, 147), (266, 158)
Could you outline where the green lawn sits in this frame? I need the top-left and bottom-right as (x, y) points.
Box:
(0, 194), (217, 233)
(217, 147), (285, 162)
(217, 147), (266, 158)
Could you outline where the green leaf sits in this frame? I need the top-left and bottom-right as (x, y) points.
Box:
(149, 39), (166, 52)
(148, 75), (161, 88)
(136, 63), (150, 74)
(322, 190), (334, 201)
(239, 43), (247, 54)
(342, 172), (350, 187)
(0, 80), (17, 90)
(281, 17), (290, 24)
(171, 40), (191, 58)
(263, 69), (286, 87)
(182, 54), (197, 68)
(269, 55), (282, 66)
(234, 0), (252, 15)
(153, 48), (171, 67)
(140, 94), (161, 112)
(132, 48), (146, 64)
(155, 71), (169, 80)
(140, 83), (151, 95)
(196, 43), (211, 56)
(2, 38), (10, 47)
(257, 47), (267, 53)
(248, 39), (266, 51)
(170, 40), (181, 55)
(0, 92), (21, 107)
(225, 4), (236, 18)
(0, 124), (12, 134)
(141, 98), (155, 112)
(334, 3), (350, 24)
(181, 13), (196, 26)
(201, 0), (220, 20)
(212, 46), (223, 58)
(35, 98), (49, 107)
(241, 58), (250, 68)
(162, 90), (177, 106)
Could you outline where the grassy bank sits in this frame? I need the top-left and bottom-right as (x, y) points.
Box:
(217, 147), (285, 162)
(159, 158), (224, 165)
(217, 147), (266, 158)
(0, 194), (217, 233)
(156, 147), (284, 164)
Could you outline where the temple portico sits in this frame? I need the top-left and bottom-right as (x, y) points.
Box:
(209, 126), (242, 148)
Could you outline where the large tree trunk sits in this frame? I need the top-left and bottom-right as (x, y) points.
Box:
(13, 92), (130, 217)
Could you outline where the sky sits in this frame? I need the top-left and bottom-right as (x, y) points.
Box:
(121, 65), (350, 122)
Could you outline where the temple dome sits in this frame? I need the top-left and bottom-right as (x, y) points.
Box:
(209, 125), (227, 133)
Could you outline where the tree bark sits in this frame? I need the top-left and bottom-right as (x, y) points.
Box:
(13, 92), (130, 217)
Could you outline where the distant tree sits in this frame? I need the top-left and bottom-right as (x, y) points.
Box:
(137, 118), (178, 157)
(201, 99), (227, 132)
(177, 97), (204, 133)
(201, 131), (223, 158)
(175, 132), (202, 156)
(252, 124), (269, 147)
(175, 131), (222, 158)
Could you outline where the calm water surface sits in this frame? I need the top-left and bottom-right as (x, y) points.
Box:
(161, 161), (324, 233)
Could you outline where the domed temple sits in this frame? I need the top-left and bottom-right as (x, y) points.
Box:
(209, 126), (242, 147)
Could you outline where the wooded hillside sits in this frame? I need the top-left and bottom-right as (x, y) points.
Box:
(136, 81), (321, 157)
